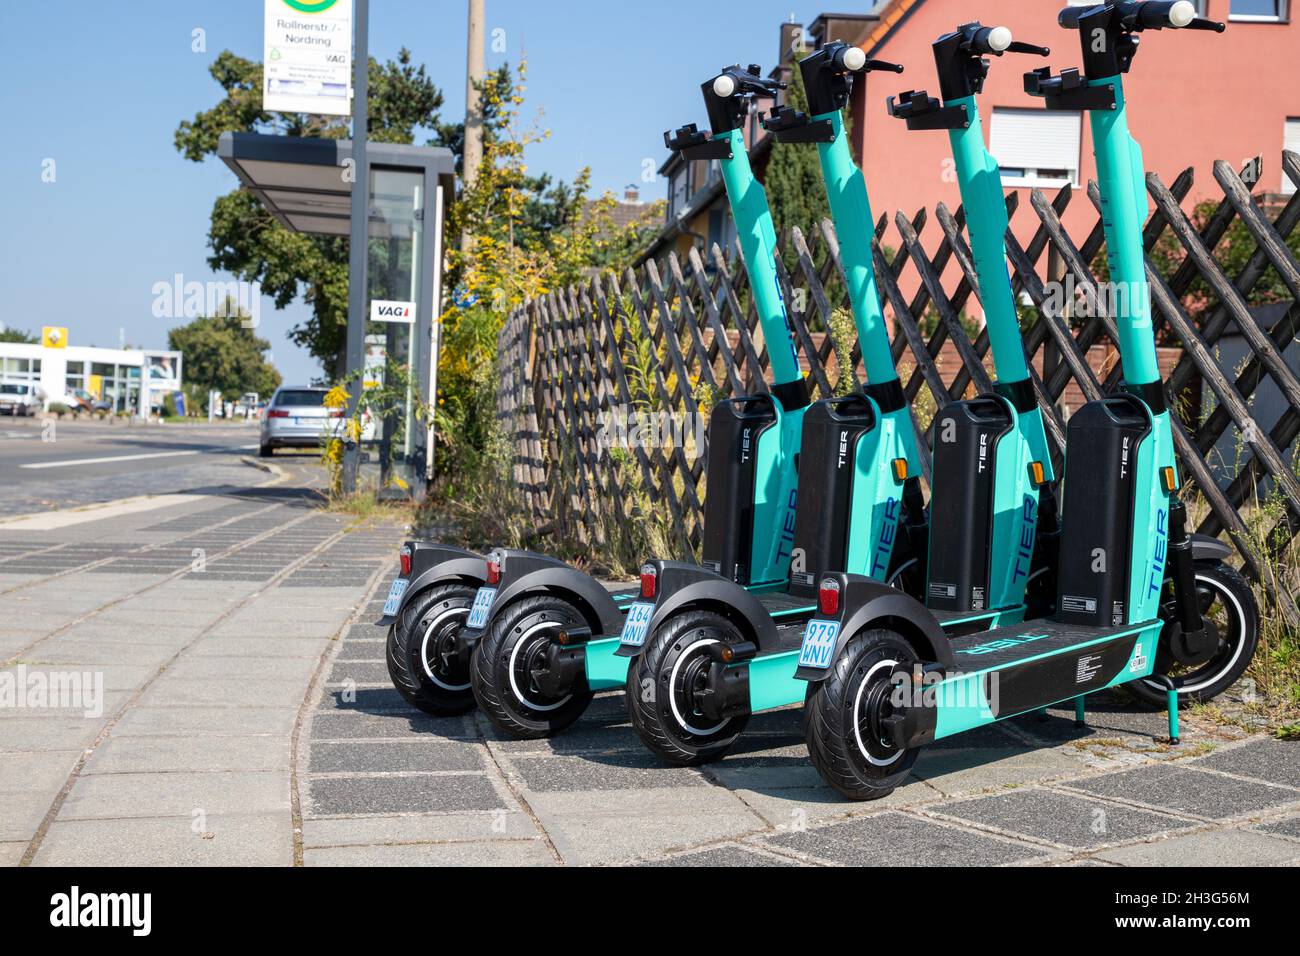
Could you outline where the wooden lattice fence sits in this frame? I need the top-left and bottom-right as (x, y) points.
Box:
(495, 152), (1300, 622)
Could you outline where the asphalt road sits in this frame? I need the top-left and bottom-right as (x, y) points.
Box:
(0, 416), (320, 516)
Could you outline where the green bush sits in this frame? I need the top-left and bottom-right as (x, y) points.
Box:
(47, 402), (72, 417)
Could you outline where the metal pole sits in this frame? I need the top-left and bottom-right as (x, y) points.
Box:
(343, 0), (370, 496)
(460, 0), (485, 256)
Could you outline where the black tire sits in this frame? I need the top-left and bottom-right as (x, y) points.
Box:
(259, 443), (273, 457)
(625, 610), (751, 766)
(386, 583), (478, 716)
(471, 594), (594, 738)
(1127, 561), (1260, 707)
(805, 629), (920, 801)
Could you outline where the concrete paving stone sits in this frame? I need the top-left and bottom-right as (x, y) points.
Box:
(484, 720), (644, 755)
(1192, 739), (1300, 788)
(1091, 828), (1300, 867)
(1008, 691), (1175, 745)
(509, 752), (710, 793)
(333, 645), (386, 662)
(1253, 815), (1300, 840)
(766, 810), (1049, 866)
(95, 608), (228, 628)
(138, 676), (309, 709)
(911, 742), (1083, 796)
(735, 777), (929, 830)
(327, 660), (390, 684)
(32, 812), (293, 866)
(0, 687), (129, 720)
(84, 735), (291, 775)
(21, 640), (173, 667)
(705, 753), (829, 792)
(315, 686), (420, 713)
(60, 770), (289, 819)
(642, 844), (802, 866)
(530, 785), (764, 866)
(306, 712), (475, 738)
(301, 810), (535, 848)
(0, 790), (54, 841)
(0, 751), (81, 792)
(114, 706), (298, 738)
(934, 788), (1193, 849)
(0, 842), (25, 866)
(309, 740), (482, 773)
(189, 636), (329, 659)
(63, 623), (204, 646)
(307, 773), (503, 815)
(0, 716), (105, 753)
(345, 624), (391, 641)
(165, 655), (318, 682)
(1065, 764), (1300, 820)
(303, 839), (554, 866)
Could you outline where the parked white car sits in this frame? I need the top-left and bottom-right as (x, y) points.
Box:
(0, 382), (44, 416)
(258, 386), (344, 456)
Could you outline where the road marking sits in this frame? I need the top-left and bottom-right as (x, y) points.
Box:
(20, 449), (201, 469)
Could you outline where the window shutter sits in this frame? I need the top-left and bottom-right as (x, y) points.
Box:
(989, 108), (1082, 175)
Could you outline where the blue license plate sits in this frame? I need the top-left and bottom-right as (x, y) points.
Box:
(382, 578), (408, 617)
(798, 619), (841, 669)
(619, 602), (655, 647)
(467, 587), (497, 629)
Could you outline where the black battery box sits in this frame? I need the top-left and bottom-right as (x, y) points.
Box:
(1054, 394), (1151, 627)
(787, 394), (878, 597)
(700, 395), (779, 583)
(926, 397), (1014, 612)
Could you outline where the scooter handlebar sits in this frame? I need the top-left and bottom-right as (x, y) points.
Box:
(1059, 1), (1224, 33)
(967, 25), (1051, 58)
(712, 65), (785, 100)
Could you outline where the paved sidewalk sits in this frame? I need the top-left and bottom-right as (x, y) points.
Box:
(5, 475), (1298, 867)
(302, 586), (1300, 867)
(0, 468), (403, 866)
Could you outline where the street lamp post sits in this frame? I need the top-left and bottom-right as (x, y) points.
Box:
(342, 0), (370, 496)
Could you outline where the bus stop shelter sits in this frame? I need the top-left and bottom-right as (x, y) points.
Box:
(218, 131), (456, 494)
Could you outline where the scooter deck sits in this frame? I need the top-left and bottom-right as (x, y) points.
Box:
(753, 590), (1011, 631)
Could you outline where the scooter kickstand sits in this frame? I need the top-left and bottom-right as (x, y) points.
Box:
(1073, 695), (1086, 729)
(1152, 674), (1180, 746)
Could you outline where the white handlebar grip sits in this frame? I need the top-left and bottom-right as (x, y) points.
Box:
(712, 74), (737, 97)
(988, 26), (1013, 52)
(1170, 1), (1196, 27)
(842, 47), (867, 71)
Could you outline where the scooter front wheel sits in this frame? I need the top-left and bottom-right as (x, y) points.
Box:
(805, 629), (920, 801)
(626, 610), (750, 766)
(386, 583), (478, 716)
(471, 595), (594, 738)
(1129, 561), (1260, 707)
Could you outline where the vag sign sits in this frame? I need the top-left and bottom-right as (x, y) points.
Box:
(370, 300), (416, 323)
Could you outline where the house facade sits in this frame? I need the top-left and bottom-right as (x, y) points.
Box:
(642, 1), (1299, 268)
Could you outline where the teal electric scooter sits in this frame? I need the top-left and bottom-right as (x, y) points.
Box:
(457, 65), (817, 738)
(800, 1), (1259, 801)
(618, 30), (1064, 766)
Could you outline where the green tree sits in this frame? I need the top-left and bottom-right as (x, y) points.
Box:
(764, 58), (831, 265)
(0, 326), (38, 344)
(168, 312), (282, 403)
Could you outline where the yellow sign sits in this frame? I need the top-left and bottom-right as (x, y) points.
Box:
(88, 374), (103, 400)
(42, 326), (68, 349)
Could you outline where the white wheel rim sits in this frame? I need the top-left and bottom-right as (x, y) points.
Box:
(852, 658), (905, 767)
(1141, 572), (1248, 695)
(420, 606), (471, 691)
(508, 620), (572, 712)
(667, 637), (727, 737)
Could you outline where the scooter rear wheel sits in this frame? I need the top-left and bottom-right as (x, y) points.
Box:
(386, 583), (478, 716)
(471, 595), (594, 738)
(626, 610), (751, 766)
(805, 629), (920, 801)
(1128, 561), (1259, 707)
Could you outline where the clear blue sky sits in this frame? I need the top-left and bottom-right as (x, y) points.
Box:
(0, 0), (828, 385)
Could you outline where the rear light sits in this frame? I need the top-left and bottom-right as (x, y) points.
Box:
(640, 564), (657, 599)
(399, 547), (411, 577)
(819, 578), (840, 616)
(330, 409), (345, 418)
(267, 409), (289, 418)
(486, 558), (502, 585)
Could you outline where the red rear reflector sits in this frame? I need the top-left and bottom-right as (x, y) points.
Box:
(399, 547), (412, 577)
(819, 579), (840, 615)
(486, 560), (501, 585)
(640, 564), (657, 599)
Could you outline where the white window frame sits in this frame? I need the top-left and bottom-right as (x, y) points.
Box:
(989, 107), (1082, 189)
(1229, 0), (1287, 22)
(1284, 118), (1300, 195)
